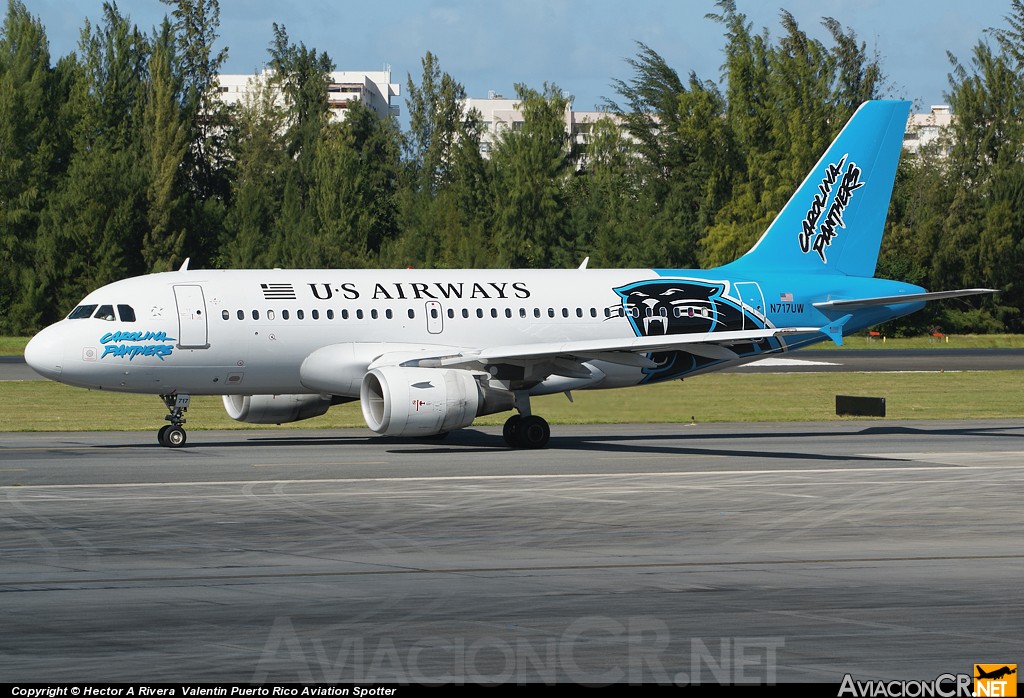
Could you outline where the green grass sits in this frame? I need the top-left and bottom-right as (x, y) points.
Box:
(2, 371), (1021, 432)
(0, 336), (30, 355)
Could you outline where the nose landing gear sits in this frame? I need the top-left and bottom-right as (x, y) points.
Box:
(158, 393), (190, 447)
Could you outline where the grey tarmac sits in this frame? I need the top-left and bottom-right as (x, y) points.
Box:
(2, 420), (1022, 684)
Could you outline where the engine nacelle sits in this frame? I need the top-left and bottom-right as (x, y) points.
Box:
(222, 394), (335, 424)
(360, 366), (514, 437)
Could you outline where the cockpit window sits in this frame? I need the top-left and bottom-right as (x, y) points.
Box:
(68, 305), (98, 319)
(117, 305), (136, 322)
(94, 305), (116, 321)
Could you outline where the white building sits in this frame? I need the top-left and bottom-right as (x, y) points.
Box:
(903, 105), (953, 157)
(215, 68), (400, 121)
(464, 92), (619, 157)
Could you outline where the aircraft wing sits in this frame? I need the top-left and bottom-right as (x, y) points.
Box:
(813, 288), (998, 310)
(373, 326), (820, 375)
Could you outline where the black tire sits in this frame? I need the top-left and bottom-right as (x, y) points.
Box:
(157, 425), (170, 445)
(162, 426), (187, 448)
(502, 415), (521, 448)
(517, 415), (550, 449)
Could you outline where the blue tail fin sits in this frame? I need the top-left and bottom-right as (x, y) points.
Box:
(725, 100), (910, 278)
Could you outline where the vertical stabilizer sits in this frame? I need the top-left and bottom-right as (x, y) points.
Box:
(725, 100), (910, 278)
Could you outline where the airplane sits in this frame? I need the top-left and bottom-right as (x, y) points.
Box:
(976, 666), (1017, 681)
(24, 100), (996, 449)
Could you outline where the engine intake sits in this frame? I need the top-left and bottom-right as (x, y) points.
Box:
(360, 366), (513, 437)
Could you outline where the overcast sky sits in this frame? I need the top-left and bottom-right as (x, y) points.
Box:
(27, 0), (1015, 113)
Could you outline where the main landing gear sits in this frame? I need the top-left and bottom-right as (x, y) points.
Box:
(158, 393), (190, 448)
(502, 392), (550, 449)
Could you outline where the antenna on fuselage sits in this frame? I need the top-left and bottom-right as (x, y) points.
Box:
(178, 258), (190, 272)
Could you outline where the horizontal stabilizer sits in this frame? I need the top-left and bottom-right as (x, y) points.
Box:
(820, 314), (854, 347)
(813, 288), (998, 311)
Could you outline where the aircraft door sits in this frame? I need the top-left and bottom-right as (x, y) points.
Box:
(425, 301), (443, 334)
(173, 284), (210, 349)
(733, 281), (766, 330)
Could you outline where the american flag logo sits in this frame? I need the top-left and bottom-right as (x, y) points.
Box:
(261, 283), (296, 300)
(780, 292), (793, 302)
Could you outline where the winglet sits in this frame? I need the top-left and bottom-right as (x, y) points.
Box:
(821, 314), (854, 346)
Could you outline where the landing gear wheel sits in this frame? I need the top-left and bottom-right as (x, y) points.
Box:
(516, 415), (550, 449)
(502, 415), (521, 447)
(160, 425), (187, 448)
(159, 393), (190, 448)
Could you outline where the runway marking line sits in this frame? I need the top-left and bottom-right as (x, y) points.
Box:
(252, 461), (389, 467)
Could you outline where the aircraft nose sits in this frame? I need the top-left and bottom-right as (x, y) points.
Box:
(24, 326), (65, 380)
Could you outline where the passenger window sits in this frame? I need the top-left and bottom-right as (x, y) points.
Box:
(370, 309), (378, 319)
(68, 305), (98, 320)
(342, 309), (349, 320)
(490, 309), (498, 318)
(386, 309), (393, 319)
(222, 310), (229, 320)
(327, 309), (334, 320)
(462, 309), (469, 319)
(356, 309), (364, 320)
(118, 305), (136, 322)
(267, 310), (276, 321)
(311, 309), (319, 320)
(94, 305), (116, 321)
(297, 309), (304, 320)
(237, 310), (244, 320)
(408, 309), (415, 319)
(252, 310), (259, 320)
(281, 310), (289, 320)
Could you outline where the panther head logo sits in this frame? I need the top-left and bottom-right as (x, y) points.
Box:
(612, 280), (747, 336)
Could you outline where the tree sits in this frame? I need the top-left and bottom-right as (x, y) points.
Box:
(33, 3), (150, 321)
(702, 1), (884, 266)
(0, 0), (65, 332)
(159, 0), (231, 264)
(938, 5), (1024, 331)
(264, 23), (333, 266)
(141, 18), (189, 272)
(219, 72), (289, 268)
(388, 52), (490, 268)
(488, 83), (574, 268)
(308, 101), (401, 268)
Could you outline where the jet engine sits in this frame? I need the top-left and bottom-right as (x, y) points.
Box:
(222, 394), (341, 424)
(360, 366), (514, 437)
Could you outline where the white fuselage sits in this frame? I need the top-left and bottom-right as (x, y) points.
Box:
(26, 266), (834, 397)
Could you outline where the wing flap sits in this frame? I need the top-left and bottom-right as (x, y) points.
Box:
(370, 326), (818, 372)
